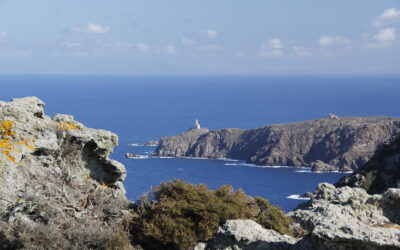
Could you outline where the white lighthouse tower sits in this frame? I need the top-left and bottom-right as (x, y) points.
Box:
(189, 119), (201, 130)
(193, 119), (201, 129)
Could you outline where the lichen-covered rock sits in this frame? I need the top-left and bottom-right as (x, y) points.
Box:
(155, 117), (400, 172)
(0, 97), (131, 249)
(289, 183), (400, 249)
(203, 185), (400, 250)
(204, 219), (298, 250)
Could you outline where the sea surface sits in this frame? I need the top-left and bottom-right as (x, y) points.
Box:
(1, 74), (400, 211)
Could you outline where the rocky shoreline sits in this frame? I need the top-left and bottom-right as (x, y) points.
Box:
(1, 97), (399, 249)
(155, 116), (400, 172)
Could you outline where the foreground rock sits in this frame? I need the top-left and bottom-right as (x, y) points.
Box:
(201, 184), (400, 250)
(290, 183), (400, 249)
(336, 134), (400, 194)
(155, 116), (400, 172)
(201, 220), (299, 250)
(0, 97), (131, 249)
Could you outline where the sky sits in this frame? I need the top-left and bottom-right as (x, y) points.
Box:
(0, 0), (399, 75)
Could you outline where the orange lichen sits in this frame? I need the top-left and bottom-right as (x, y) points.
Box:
(0, 121), (16, 137)
(58, 121), (80, 131)
(0, 121), (35, 163)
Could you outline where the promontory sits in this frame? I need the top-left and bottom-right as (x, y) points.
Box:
(155, 116), (400, 172)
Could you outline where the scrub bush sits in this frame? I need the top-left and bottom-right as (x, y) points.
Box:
(131, 180), (293, 250)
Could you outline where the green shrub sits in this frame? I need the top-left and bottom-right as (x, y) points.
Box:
(131, 180), (293, 250)
(255, 197), (293, 236)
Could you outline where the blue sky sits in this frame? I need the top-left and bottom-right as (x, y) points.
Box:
(0, 0), (399, 74)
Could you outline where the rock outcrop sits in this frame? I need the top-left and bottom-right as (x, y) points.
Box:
(336, 134), (400, 194)
(201, 219), (299, 250)
(289, 183), (400, 249)
(201, 184), (400, 250)
(0, 97), (131, 249)
(155, 117), (400, 172)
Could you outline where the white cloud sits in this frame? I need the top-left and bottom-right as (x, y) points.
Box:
(292, 46), (310, 57)
(260, 38), (285, 57)
(318, 36), (350, 46)
(200, 30), (218, 38)
(0, 32), (7, 38)
(361, 28), (396, 49)
(135, 43), (152, 51)
(181, 38), (196, 46)
(164, 45), (175, 54)
(71, 23), (111, 34)
(375, 27), (396, 41)
(265, 38), (284, 49)
(372, 8), (400, 27)
(197, 44), (223, 51)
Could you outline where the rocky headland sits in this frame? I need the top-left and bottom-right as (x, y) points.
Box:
(155, 116), (400, 172)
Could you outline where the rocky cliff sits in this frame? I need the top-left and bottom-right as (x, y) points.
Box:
(200, 184), (400, 250)
(155, 116), (400, 172)
(336, 133), (400, 194)
(0, 97), (131, 249)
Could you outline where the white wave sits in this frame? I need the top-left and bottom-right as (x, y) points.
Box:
(224, 162), (258, 167)
(247, 165), (310, 170)
(296, 169), (353, 174)
(128, 143), (158, 147)
(126, 155), (150, 159)
(286, 195), (310, 200)
(295, 169), (313, 173)
(218, 158), (240, 162)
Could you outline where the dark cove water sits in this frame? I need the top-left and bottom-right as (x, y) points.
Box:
(1, 75), (400, 211)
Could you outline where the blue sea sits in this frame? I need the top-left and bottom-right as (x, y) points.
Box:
(1, 75), (400, 211)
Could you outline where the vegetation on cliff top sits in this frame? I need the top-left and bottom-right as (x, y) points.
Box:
(130, 179), (293, 250)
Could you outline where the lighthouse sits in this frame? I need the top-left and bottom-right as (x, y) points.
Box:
(194, 119), (201, 129)
(189, 119), (201, 130)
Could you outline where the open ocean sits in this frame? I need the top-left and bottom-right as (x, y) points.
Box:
(1, 74), (400, 211)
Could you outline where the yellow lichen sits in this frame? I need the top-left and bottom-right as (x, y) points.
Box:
(0, 121), (35, 163)
(58, 121), (80, 131)
(100, 184), (108, 188)
(0, 121), (16, 137)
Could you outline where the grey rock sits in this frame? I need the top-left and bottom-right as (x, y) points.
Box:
(136, 140), (159, 146)
(155, 117), (400, 172)
(289, 184), (400, 249)
(205, 219), (298, 250)
(0, 97), (129, 248)
(203, 185), (400, 250)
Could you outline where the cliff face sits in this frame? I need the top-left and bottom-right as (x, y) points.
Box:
(336, 133), (400, 194)
(155, 117), (400, 172)
(0, 97), (130, 249)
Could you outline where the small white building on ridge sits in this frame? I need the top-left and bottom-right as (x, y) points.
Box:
(190, 119), (201, 130)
